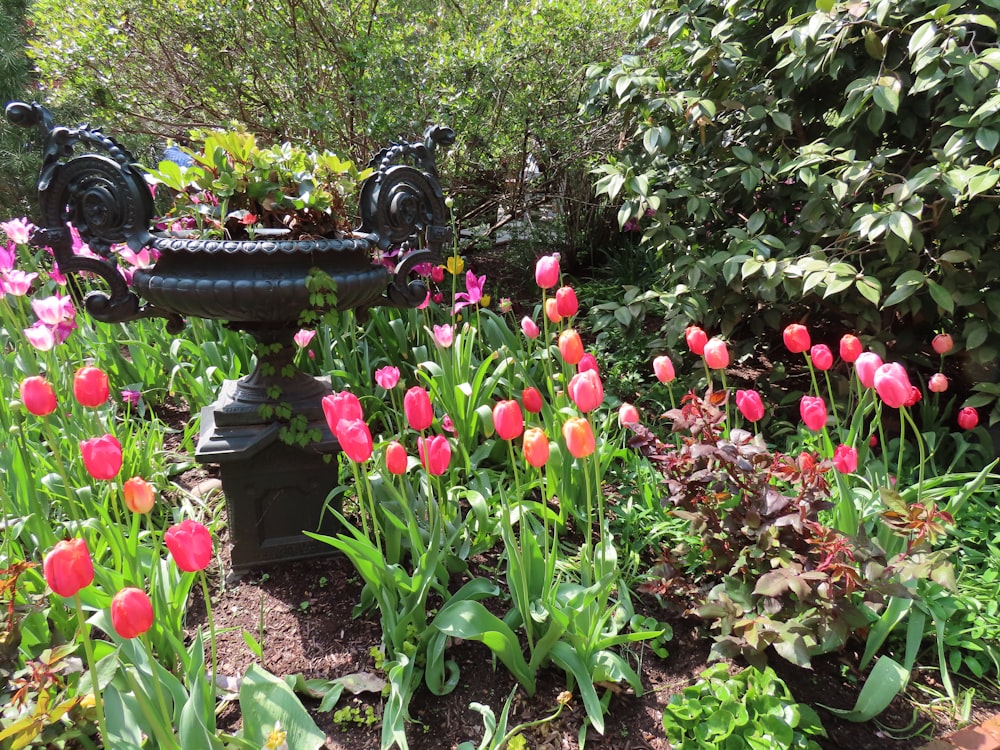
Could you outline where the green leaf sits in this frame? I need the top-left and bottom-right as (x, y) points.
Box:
(855, 276), (882, 305)
(975, 128), (999, 153)
(816, 0), (834, 11)
(770, 111), (793, 132)
(239, 664), (326, 749)
(873, 85), (899, 114)
(908, 23), (938, 57)
(926, 279), (955, 312)
(432, 601), (534, 690)
(820, 656), (909, 721)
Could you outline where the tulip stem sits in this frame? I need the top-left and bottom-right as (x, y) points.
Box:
(73, 593), (109, 746)
(901, 406), (926, 502)
(199, 571), (218, 699)
(141, 632), (176, 741)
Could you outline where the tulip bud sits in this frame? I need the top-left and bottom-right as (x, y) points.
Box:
(403, 387), (434, 431)
(703, 338), (729, 370)
(544, 297), (563, 323)
(577, 353), (600, 374)
(520, 317), (540, 339)
(336, 419), (374, 462)
(685, 326), (708, 355)
(839, 334), (863, 363)
(735, 389), (765, 422)
(492, 400), (524, 441)
(652, 356), (675, 383)
(374, 366), (401, 390)
(783, 324), (810, 354)
(558, 329), (584, 365)
(928, 373), (948, 393)
(110, 587), (154, 639)
(568, 370), (604, 413)
(80, 434), (123, 480)
(957, 407), (979, 430)
(932, 333), (953, 355)
(810, 344), (834, 371)
(73, 366), (110, 407)
(618, 403), (640, 426)
(521, 387), (543, 414)
(418, 435), (451, 475)
(562, 417), (596, 459)
(535, 254), (560, 289)
(523, 427), (550, 468)
(854, 352), (883, 388)
(832, 445), (858, 474)
(873, 362), (912, 409)
(164, 519), (213, 572)
(20, 376), (57, 416)
(555, 286), (579, 317)
(385, 441), (408, 475)
(799, 395), (827, 431)
(43, 538), (94, 597)
(123, 477), (155, 514)
(322, 392), (363, 435)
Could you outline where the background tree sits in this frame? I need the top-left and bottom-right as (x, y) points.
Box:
(585, 0), (1000, 419)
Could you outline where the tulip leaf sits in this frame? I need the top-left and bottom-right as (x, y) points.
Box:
(240, 664), (326, 750)
(819, 656), (909, 722)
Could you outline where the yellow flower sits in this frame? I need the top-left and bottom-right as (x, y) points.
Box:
(446, 255), (465, 275)
(263, 723), (288, 750)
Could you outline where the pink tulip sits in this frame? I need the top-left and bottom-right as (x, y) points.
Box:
(385, 441), (408, 475)
(832, 445), (858, 474)
(618, 403), (640, 426)
(520, 317), (540, 339)
(854, 352), (883, 388)
(577, 353), (600, 374)
(799, 396), (827, 432)
(810, 344), (833, 371)
(735, 390), (765, 422)
(336, 419), (373, 462)
(73, 366), (110, 407)
(873, 362), (912, 409)
(293, 329), (316, 348)
(374, 366), (400, 390)
(322, 392), (364, 434)
(403, 387), (434, 431)
(535, 254), (560, 289)
(928, 373), (948, 393)
(80, 434), (123, 480)
(523, 428), (550, 468)
(685, 326), (708, 355)
(783, 324), (810, 354)
(932, 333), (953, 355)
(555, 286), (579, 317)
(43, 538), (94, 597)
(652, 355), (675, 383)
(164, 519), (213, 572)
(703, 338), (729, 369)
(958, 407), (979, 430)
(521, 387), (543, 414)
(568, 370), (604, 413)
(20, 376), (57, 416)
(433, 324), (455, 348)
(493, 400), (524, 441)
(418, 435), (451, 475)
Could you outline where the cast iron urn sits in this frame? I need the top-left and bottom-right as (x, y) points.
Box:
(7, 101), (455, 572)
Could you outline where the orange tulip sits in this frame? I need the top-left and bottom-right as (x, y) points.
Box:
(562, 417), (595, 458)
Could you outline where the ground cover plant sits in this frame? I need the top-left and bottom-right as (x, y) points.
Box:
(1, 203), (999, 748)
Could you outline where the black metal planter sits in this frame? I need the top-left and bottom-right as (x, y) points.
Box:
(7, 101), (454, 572)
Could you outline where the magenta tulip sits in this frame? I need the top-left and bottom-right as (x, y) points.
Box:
(854, 352), (883, 388)
(493, 400), (524, 441)
(322, 392), (364, 434)
(810, 344), (833, 371)
(832, 445), (858, 474)
(164, 519), (213, 572)
(80, 434), (122, 480)
(336, 419), (374, 462)
(735, 390), (765, 422)
(374, 366), (400, 390)
(958, 407), (979, 430)
(873, 363), (912, 409)
(799, 396), (827, 432)
(403, 387), (434, 431)
(555, 286), (579, 317)
(418, 435), (451, 475)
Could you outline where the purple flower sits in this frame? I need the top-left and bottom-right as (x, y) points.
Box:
(453, 270), (486, 314)
(121, 389), (142, 406)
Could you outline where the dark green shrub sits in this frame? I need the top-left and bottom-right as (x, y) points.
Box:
(584, 0), (1000, 420)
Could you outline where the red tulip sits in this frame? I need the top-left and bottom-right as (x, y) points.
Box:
(164, 519), (213, 572)
(932, 333), (953, 355)
(493, 400), (524, 441)
(904, 386), (922, 408)
(322, 391), (363, 435)
(652, 356), (675, 383)
(854, 352), (883, 388)
(685, 326), (708, 355)
(110, 587), (154, 639)
(123, 477), (155, 514)
(523, 427), (550, 468)
(20, 376), (57, 416)
(783, 324), (810, 354)
(336, 418), (373, 462)
(544, 297), (563, 323)
(568, 370), (604, 413)
(839, 334), (863, 363)
(735, 389), (765, 422)
(928, 373), (948, 393)
(562, 417), (596, 459)
(521, 387), (543, 414)
(385, 441), (408, 475)
(403, 387), (434, 431)
(957, 407), (979, 430)
(799, 396), (827, 431)
(555, 286), (579, 317)
(558, 329), (584, 365)
(833, 445), (858, 474)
(418, 435), (451, 475)
(810, 344), (833, 371)
(618, 403), (640, 426)
(703, 338), (729, 370)
(73, 366), (109, 407)
(520, 316), (540, 339)
(535, 254), (560, 289)
(873, 363), (912, 409)
(80, 434), (123, 480)
(43, 538), (94, 597)
(577, 353), (600, 374)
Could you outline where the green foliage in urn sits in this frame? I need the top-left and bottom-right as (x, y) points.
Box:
(584, 0), (1000, 392)
(144, 130), (371, 239)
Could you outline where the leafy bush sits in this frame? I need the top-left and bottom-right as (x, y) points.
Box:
(662, 662), (826, 750)
(584, 0), (1000, 418)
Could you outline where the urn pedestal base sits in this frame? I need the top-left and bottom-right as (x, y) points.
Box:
(195, 377), (341, 574)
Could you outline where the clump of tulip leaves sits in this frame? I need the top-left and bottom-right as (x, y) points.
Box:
(632, 390), (957, 668)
